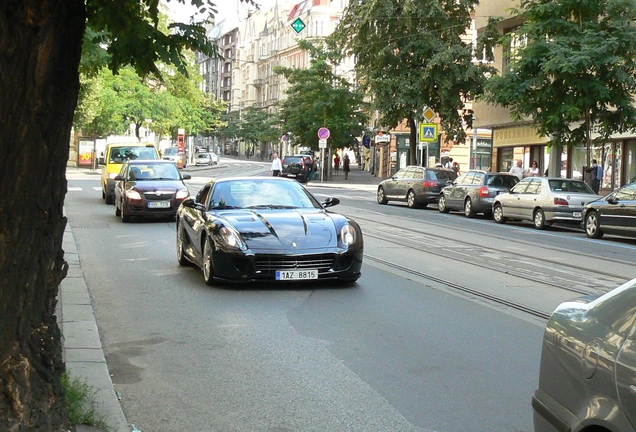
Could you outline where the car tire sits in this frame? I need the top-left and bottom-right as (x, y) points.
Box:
(406, 190), (419, 208)
(464, 198), (476, 218)
(176, 225), (189, 266)
(438, 194), (450, 213)
(585, 210), (604, 239)
(102, 189), (106, 200)
(533, 209), (546, 230)
(105, 194), (114, 205)
(120, 204), (130, 223)
(202, 236), (215, 286)
(377, 186), (388, 205)
(493, 203), (506, 224)
(115, 199), (121, 217)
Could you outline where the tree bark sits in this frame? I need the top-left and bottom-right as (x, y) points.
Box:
(0, 1), (85, 430)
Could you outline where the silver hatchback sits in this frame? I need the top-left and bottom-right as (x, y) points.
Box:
(492, 177), (598, 229)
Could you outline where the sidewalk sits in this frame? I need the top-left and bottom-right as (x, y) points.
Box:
(58, 221), (129, 432)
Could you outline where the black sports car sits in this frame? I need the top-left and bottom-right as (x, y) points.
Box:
(176, 177), (363, 285)
(582, 182), (636, 239)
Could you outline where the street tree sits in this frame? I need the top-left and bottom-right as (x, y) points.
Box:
(333, 0), (496, 163)
(484, 0), (636, 170)
(0, 1), (252, 430)
(238, 107), (281, 156)
(274, 40), (368, 152)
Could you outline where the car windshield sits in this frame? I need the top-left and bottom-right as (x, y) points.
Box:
(548, 179), (594, 193)
(163, 148), (178, 156)
(208, 179), (321, 210)
(486, 175), (518, 188)
(128, 163), (180, 180)
(110, 146), (158, 163)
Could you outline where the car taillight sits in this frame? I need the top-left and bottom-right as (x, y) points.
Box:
(422, 181), (435, 188)
(479, 187), (489, 197)
(554, 197), (569, 206)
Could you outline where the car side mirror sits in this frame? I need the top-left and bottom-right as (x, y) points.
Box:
(182, 174), (192, 180)
(322, 197), (340, 208)
(114, 175), (124, 181)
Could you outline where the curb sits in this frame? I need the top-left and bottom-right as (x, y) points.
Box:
(59, 222), (129, 432)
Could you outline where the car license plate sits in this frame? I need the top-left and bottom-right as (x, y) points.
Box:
(573, 211), (581, 218)
(287, 173), (296, 177)
(148, 201), (170, 208)
(275, 269), (318, 280)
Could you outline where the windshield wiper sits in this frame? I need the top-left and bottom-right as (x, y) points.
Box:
(246, 205), (298, 209)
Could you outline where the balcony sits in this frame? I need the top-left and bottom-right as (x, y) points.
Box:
(252, 78), (264, 87)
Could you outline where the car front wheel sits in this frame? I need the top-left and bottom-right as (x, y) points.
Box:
(585, 211), (604, 239)
(202, 236), (215, 286)
(533, 209), (546, 229)
(177, 225), (189, 265)
(493, 203), (506, 224)
(438, 194), (450, 213)
(377, 186), (388, 204)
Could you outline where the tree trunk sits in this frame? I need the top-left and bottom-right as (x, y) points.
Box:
(0, 1), (85, 430)
(408, 116), (417, 164)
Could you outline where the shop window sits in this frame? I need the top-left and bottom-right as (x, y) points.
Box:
(626, 140), (636, 184)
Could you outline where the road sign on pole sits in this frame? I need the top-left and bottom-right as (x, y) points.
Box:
(419, 123), (438, 142)
(319, 139), (327, 148)
(318, 127), (330, 140)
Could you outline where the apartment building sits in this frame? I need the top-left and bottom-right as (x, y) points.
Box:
(473, 0), (636, 190)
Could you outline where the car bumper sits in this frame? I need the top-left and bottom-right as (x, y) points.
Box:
(123, 198), (185, 218)
(211, 249), (363, 282)
(532, 389), (574, 432)
(281, 173), (309, 182)
(544, 207), (584, 224)
(416, 191), (441, 204)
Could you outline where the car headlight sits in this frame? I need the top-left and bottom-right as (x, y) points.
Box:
(126, 190), (142, 200)
(218, 226), (247, 250)
(176, 190), (189, 199)
(340, 224), (357, 246)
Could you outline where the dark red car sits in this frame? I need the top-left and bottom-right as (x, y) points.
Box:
(114, 160), (191, 222)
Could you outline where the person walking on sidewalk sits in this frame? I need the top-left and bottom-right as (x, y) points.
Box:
(271, 152), (282, 176)
(334, 154), (340, 176)
(343, 154), (350, 180)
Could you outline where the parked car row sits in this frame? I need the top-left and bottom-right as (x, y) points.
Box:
(378, 166), (636, 240)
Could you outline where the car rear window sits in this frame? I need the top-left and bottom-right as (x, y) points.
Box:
(284, 157), (304, 165)
(548, 180), (593, 193)
(486, 175), (518, 188)
(428, 170), (457, 181)
(110, 146), (159, 163)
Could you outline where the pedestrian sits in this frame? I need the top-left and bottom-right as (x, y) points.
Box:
(444, 157), (454, 169)
(343, 154), (350, 180)
(509, 159), (525, 180)
(586, 159), (603, 194)
(270, 152), (282, 177)
(334, 154), (340, 176)
(527, 160), (540, 177)
(452, 161), (460, 175)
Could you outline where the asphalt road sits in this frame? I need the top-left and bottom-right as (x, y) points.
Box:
(63, 160), (635, 432)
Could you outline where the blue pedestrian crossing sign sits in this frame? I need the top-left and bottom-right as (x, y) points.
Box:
(419, 123), (438, 142)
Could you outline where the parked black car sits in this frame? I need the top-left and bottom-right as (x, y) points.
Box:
(582, 182), (636, 239)
(377, 166), (457, 208)
(281, 155), (310, 183)
(438, 171), (519, 217)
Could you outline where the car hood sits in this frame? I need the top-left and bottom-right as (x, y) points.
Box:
(127, 180), (186, 191)
(219, 208), (341, 250)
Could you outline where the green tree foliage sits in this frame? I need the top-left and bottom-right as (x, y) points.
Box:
(485, 0), (636, 160)
(274, 40), (369, 151)
(334, 0), (496, 163)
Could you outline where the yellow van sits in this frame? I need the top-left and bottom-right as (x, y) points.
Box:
(101, 143), (160, 204)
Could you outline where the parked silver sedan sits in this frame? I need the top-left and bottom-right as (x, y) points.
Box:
(533, 276), (636, 432)
(492, 177), (598, 229)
